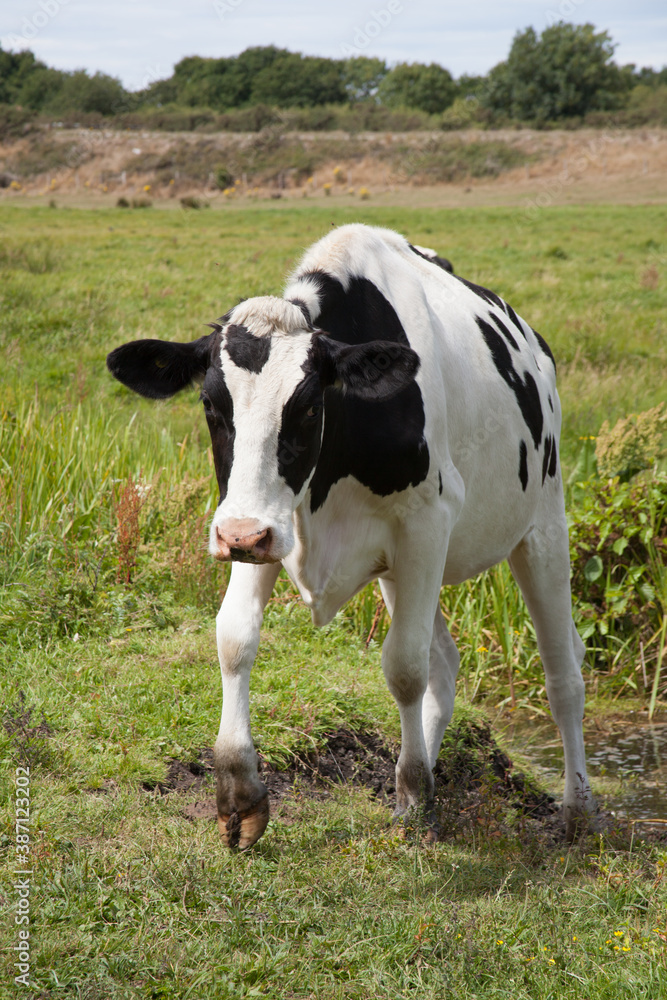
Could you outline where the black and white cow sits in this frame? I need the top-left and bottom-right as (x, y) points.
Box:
(107, 223), (596, 849)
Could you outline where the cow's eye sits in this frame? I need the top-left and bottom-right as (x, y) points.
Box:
(200, 393), (213, 413)
(304, 404), (321, 421)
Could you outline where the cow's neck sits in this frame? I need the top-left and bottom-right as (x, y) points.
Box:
(284, 479), (392, 627)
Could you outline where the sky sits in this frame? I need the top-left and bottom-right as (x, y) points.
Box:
(1, 0), (665, 91)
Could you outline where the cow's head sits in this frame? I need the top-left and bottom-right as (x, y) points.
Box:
(107, 296), (419, 563)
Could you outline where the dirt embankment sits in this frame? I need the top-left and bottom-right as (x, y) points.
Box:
(1, 126), (666, 208)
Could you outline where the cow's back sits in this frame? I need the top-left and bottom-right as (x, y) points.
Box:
(285, 225), (561, 582)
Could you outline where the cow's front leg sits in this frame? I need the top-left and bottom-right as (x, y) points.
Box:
(214, 561), (281, 849)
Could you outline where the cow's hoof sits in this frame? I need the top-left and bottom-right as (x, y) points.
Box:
(423, 820), (441, 845)
(218, 792), (270, 850)
(392, 804), (440, 843)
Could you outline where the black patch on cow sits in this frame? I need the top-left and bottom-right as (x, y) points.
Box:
(201, 351), (235, 502)
(542, 434), (558, 486)
(504, 302), (524, 337)
(408, 244), (454, 273)
(519, 440), (528, 492)
(476, 316), (543, 450)
(107, 333), (214, 399)
(548, 394), (554, 412)
(549, 437), (558, 478)
(296, 270), (346, 323)
(288, 298), (313, 326)
(288, 272), (429, 511)
(277, 360), (324, 496)
(532, 327), (556, 371)
(224, 324), (271, 374)
(541, 434), (558, 485)
(490, 312), (520, 352)
(438, 471), (443, 495)
(456, 275), (504, 310)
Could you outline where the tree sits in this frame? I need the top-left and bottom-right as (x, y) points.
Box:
(377, 62), (456, 114)
(49, 71), (128, 115)
(170, 55), (247, 109)
(483, 22), (631, 122)
(251, 52), (347, 108)
(0, 47), (65, 109)
(343, 57), (387, 102)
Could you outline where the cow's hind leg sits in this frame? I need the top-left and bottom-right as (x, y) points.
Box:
(214, 561), (281, 850)
(509, 520), (597, 839)
(423, 606), (460, 770)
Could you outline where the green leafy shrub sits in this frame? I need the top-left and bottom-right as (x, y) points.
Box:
(568, 474), (667, 661)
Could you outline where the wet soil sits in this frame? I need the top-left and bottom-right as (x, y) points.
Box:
(148, 721), (614, 844)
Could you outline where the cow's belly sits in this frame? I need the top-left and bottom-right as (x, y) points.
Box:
(283, 456), (552, 619)
(441, 465), (556, 584)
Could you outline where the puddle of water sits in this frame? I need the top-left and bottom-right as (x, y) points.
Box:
(504, 716), (667, 821)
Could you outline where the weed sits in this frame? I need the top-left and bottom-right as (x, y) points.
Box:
(113, 475), (146, 585)
(595, 403), (666, 480)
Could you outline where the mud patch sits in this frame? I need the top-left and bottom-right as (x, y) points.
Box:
(143, 756), (214, 795)
(165, 722), (585, 841)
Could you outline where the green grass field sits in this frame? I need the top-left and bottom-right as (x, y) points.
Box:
(1, 202), (666, 998)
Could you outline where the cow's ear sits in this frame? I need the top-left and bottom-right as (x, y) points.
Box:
(106, 334), (214, 399)
(315, 336), (420, 402)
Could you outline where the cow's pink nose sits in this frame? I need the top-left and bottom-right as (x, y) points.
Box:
(214, 520), (274, 563)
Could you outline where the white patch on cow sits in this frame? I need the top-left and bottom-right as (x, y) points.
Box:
(412, 244), (438, 259)
(228, 296), (307, 338)
(282, 274), (328, 324)
(209, 299), (314, 560)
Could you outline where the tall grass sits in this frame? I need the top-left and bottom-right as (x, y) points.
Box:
(3, 392), (665, 711)
(1, 202), (665, 700)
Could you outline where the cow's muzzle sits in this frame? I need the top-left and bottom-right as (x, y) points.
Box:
(213, 519), (277, 564)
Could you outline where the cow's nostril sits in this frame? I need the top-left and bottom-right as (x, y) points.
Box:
(255, 528), (272, 555)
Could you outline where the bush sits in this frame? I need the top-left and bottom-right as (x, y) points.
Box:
(214, 166), (234, 189)
(7, 136), (92, 178)
(179, 196), (209, 209)
(569, 473), (667, 656)
(0, 102), (36, 139)
(387, 138), (528, 183)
